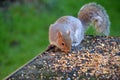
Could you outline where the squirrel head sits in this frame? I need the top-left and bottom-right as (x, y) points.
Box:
(57, 31), (71, 53)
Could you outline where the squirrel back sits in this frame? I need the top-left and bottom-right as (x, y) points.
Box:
(78, 2), (110, 35)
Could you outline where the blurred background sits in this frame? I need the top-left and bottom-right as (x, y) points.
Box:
(0, 0), (120, 79)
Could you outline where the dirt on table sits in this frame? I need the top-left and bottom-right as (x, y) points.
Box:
(5, 35), (120, 80)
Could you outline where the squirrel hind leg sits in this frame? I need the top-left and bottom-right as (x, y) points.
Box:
(71, 42), (83, 52)
(72, 40), (80, 47)
(71, 40), (81, 51)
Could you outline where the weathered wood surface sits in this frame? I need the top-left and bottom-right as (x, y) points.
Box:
(5, 35), (120, 80)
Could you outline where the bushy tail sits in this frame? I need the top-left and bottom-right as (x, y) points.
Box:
(78, 2), (110, 36)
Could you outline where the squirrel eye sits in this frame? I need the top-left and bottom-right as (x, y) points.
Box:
(61, 42), (65, 46)
(94, 19), (98, 22)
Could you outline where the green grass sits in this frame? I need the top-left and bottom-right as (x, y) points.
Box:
(0, 0), (120, 79)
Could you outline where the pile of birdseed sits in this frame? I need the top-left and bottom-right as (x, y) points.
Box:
(5, 35), (120, 80)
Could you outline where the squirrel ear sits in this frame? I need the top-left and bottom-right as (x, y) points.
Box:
(57, 31), (62, 38)
(67, 30), (70, 36)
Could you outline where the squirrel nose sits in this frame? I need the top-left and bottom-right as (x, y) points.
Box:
(65, 50), (70, 53)
(64, 49), (71, 53)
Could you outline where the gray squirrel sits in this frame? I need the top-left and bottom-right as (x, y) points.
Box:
(49, 2), (110, 53)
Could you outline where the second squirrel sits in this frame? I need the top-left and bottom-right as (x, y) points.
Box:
(49, 2), (110, 53)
